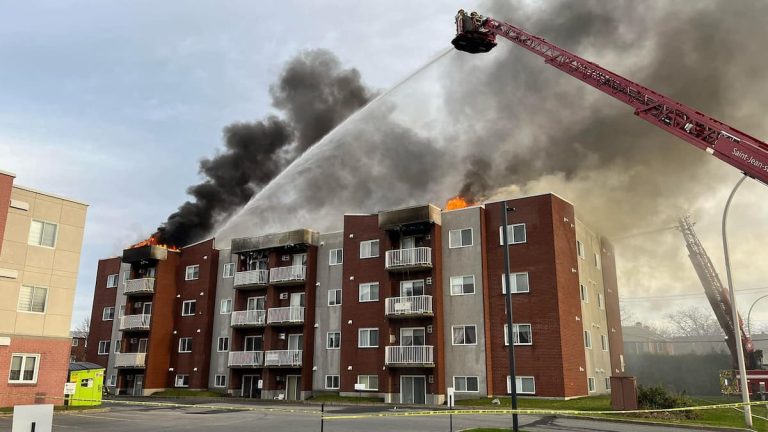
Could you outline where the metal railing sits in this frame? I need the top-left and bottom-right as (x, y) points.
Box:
(266, 307), (304, 324)
(228, 351), (264, 367)
(264, 350), (302, 367)
(124, 278), (155, 295)
(234, 270), (269, 287)
(230, 310), (266, 327)
(385, 247), (432, 270)
(269, 265), (306, 284)
(385, 295), (433, 316)
(385, 345), (434, 366)
(119, 314), (151, 331)
(114, 353), (146, 368)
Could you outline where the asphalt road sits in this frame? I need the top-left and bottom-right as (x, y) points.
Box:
(0, 399), (734, 432)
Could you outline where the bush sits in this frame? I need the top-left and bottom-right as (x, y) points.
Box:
(637, 385), (698, 420)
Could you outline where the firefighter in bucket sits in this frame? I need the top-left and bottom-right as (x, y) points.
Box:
(452, 10), (497, 54)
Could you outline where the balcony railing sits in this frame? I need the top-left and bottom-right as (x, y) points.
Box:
(234, 270), (268, 288)
(269, 265), (306, 284)
(119, 314), (151, 331)
(114, 353), (146, 368)
(385, 295), (433, 317)
(124, 278), (155, 295)
(266, 307), (304, 325)
(385, 247), (432, 271)
(264, 350), (302, 367)
(228, 351), (264, 367)
(385, 345), (434, 367)
(230, 310), (266, 327)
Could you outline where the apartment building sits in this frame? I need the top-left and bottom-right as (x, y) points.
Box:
(89, 193), (623, 402)
(0, 170), (88, 406)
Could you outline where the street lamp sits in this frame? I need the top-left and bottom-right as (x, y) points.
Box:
(747, 294), (768, 337)
(500, 200), (519, 432)
(721, 175), (752, 428)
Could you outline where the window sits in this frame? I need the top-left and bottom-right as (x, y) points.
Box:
(358, 328), (379, 348)
(501, 272), (530, 294)
(179, 337), (193, 353)
(601, 334), (609, 351)
(185, 265), (200, 281)
(452, 325), (477, 345)
(329, 249), (343, 265)
(598, 293), (605, 310)
(107, 375), (116, 386)
(114, 340), (121, 353)
(328, 289), (342, 306)
(576, 240), (585, 259)
(499, 224), (526, 245)
(504, 324), (533, 345)
(222, 263), (235, 278)
(123, 270), (131, 282)
(182, 300), (196, 316)
(450, 275), (475, 295)
(327, 332), (341, 349)
(580, 284), (588, 302)
(605, 377), (611, 390)
(175, 374), (189, 387)
(71, 339), (79, 347)
(359, 240), (379, 259)
(220, 298), (232, 314)
(8, 354), (40, 384)
(357, 375), (378, 391)
(400, 279), (425, 297)
(594, 252), (601, 269)
(325, 375), (340, 390)
(17, 285), (47, 313)
(28, 220), (57, 247)
(214, 375), (227, 388)
(102, 307), (115, 321)
(454, 376), (479, 392)
(358, 282), (379, 302)
(507, 376), (535, 394)
(449, 228), (473, 248)
(97, 341), (110, 355)
(584, 330), (592, 349)
(218, 337), (229, 352)
(588, 377), (596, 392)
(106, 274), (119, 288)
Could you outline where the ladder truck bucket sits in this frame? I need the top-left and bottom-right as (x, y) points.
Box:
(452, 31), (497, 54)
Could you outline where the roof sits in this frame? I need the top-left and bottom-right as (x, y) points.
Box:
(70, 331), (88, 339)
(13, 183), (88, 206)
(69, 362), (104, 371)
(0, 169), (16, 178)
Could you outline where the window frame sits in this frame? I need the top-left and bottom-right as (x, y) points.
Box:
(588, 377), (596, 392)
(577, 240), (585, 259)
(102, 306), (115, 321)
(71, 339), (79, 347)
(499, 223), (527, 245)
(107, 374), (117, 387)
(220, 298), (232, 314)
(594, 252), (601, 269)
(584, 330), (592, 349)
(97, 340), (110, 355)
(605, 377), (611, 390)
(601, 334), (609, 351)
(17, 285), (48, 314)
(181, 300), (196, 316)
(501, 272), (530, 294)
(222, 263), (235, 278)
(580, 284), (589, 303)
(507, 375), (536, 395)
(217, 337), (229, 352)
(106, 274), (119, 288)
(328, 289), (342, 306)
(453, 376), (480, 393)
(598, 293), (605, 310)
(325, 375), (340, 390)
(359, 240), (380, 259)
(8, 353), (41, 384)
(358, 282), (379, 302)
(357, 375), (378, 391)
(504, 323), (533, 346)
(28, 219), (58, 248)
(185, 265), (200, 281)
(450, 275), (475, 296)
(451, 325), (478, 346)
(448, 228), (473, 248)
(326, 332), (341, 349)
(358, 328), (379, 348)
(329, 248), (343, 265)
(178, 337), (193, 353)
(214, 374), (227, 388)
(175, 374), (189, 388)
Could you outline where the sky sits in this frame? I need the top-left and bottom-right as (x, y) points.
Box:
(1, 0), (766, 334)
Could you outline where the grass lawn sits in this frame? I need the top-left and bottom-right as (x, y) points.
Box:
(150, 389), (225, 398)
(308, 394), (385, 404)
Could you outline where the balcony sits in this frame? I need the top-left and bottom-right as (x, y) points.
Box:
(385, 295), (433, 318)
(269, 265), (306, 285)
(234, 270), (268, 289)
(385, 345), (434, 367)
(119, 314), (151, 331)
(114, 353), (146, 368)
(266, 307), (304, 325)
(124, 278), (155, 295)
(385, 247), (432, 271)
(228, 351), (264, 368)
(230, 310), (266, 327)
(264, 350), (302, 367)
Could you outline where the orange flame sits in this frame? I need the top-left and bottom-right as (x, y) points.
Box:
(445, 195), (474, 210)
(129, 235), (180, 251)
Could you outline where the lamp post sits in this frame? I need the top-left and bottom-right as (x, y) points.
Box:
(721, 175), (752, 428)
(747, 294), (768, 337)
(500, 201), (519, 432)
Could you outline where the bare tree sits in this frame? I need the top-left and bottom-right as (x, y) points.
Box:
(620, 304), (637, 327)
(664, 306), (723, 337)
(73, 315), (90, 336)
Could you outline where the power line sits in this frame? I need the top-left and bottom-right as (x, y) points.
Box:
(621, 286), (768, 302)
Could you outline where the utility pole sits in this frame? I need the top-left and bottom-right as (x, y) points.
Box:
(501, 201), (519, 432)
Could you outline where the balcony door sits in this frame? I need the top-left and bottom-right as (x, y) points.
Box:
(244, 336), (263, 352)
(286, 375), (301, 401)
(292, 253), (307, 267)
(290, 293), (305, 308)
(288, 334), (303, 351)
(142, 302), (152, 315)
(401, 236), (416, 249)
(247, 296), (265, 311)
(138, 338), (148, 353)
(242, 375), (261, 399)
(400, 280), (425, 297)
(246, 254), (267, 271)
(401, 328), (426, 346)
(401, 376), (426, 404)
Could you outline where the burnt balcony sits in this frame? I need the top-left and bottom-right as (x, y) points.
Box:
(269, 265), (306, 285)
(230, 310), (266, 327)
(266, 306), (304, 325)
(385, 247), (432, 271)
(119, 314), (151, 331)
(124, 278), (155, 296)
(264, 350), (302, 367)
(114, 353), (146, 368)
(385, 345), (434, 367)
(385, 295), (433, 318)
(234, 269), (268, 289)
(228, 351), (264, 368)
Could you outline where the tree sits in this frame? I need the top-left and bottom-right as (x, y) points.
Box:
(73, 315), (90, 336)
(620, 304), (637, 327)
(664, 306), (723, 337)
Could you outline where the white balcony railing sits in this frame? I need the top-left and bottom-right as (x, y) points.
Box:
(269, 265), (306, 284)
(266, 307), (304, 324)
(385, 295), (433, 317)
(119, 314), (151, 331)
(114, 353), (146, 368)
(264, 350), (302, 367)
(385, 247), (432, 270)
(385, 345), (434, 366)
(124, 278), (155, 295)
(234, 270), (268, 287)
(228, 351), (264, 367)
(230, 310), (266, 327)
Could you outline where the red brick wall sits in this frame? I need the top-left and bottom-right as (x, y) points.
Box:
(600, 239), (625, 377)
(70, 337), (87, 362)
(85, 258), (121, 367)
(0, 337), (72, 407)
(0, 172), (14, 255)
(142, 252), (179, 390)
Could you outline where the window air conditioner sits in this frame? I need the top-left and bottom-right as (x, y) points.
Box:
(279, 333), (286, 340)
(279, 293), (288, 300)
(130, 338), (138, 344)
(426, 277), (432, 285)
(282, 255), (290, 261)
(426, 235), (431, 240)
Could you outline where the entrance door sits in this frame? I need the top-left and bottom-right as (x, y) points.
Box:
(286, 375), (301, 401)
(242, 374), (261, 398)
(401, 376), (426, 404)
(132, 374), (144, 396)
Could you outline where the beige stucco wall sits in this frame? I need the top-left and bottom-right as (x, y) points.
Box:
(0, 186), (87, 338)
